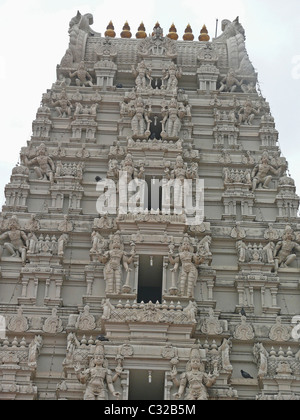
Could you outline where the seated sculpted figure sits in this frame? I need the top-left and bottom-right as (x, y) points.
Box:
(171, 346), (218, 400)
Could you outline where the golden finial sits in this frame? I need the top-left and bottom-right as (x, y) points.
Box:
(121, 21), (132, 38)
(183, 24), (194, 41)
(105, 21), (116, 38)
(136, 22), (147, 39)
(167, 23), (178, 40)
(199, 25), (210, 42)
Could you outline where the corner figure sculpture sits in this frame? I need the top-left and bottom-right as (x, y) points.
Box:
(75, 343), (122, 401)
(274, 226), (300, 269)
(219, 69), (242, 93)
(26, 143), (55, 183)
(171, 346), (218, 400)
(98, 232), (135, 295)
(251, 154), (280, 191)
(0, 216), (27, 264)
(51, 88), (73, 118)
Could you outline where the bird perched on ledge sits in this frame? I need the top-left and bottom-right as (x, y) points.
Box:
(241, 370), (253, 379)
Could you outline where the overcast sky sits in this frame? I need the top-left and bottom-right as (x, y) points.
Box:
(0, 0), (300, 207)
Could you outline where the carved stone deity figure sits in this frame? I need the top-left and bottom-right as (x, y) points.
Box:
(161, 98), (186, 139)
(161, 62), (182, 94)
(168, 235), (201, 298)
(90, 231), (106, 255)
(129, 96), (152, 138)
(0, 216), (27, 264)
(69, 61), (94, 87)
(75, 342), (122, 401)
(218, 69), (242, 92)
(51, 88), (73, 118)
(196, 236), (213, 266)
(251, 153), (280, 191)
(238, 98), (260, 125)
(57, 233), (69, 257)
(274, 225), (300, 269)
(132, 60), (152, 91)
(28, 335), (43, 368)
(26, 143), (55, 183)
(98, 232), (135, 295)
(171, 345), (218, 400)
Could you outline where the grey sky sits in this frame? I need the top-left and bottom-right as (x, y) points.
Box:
(0, 0), (299, 206)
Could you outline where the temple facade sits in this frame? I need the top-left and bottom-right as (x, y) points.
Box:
(0, 13), (300, 400)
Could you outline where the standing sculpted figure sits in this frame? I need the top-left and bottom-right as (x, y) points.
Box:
(171, 346), (218, 400)
(69, 61), (94, 87)
(75, 343), (121, 401)
(169, 235), (202, 298)
(26, 143), (55, 183)
(274, 226), (300, 269)
(98, 232), (135, 295)
(0, 216), (27, 264)
(132, 60), (152, 91)
(251, 154), (280, 191)
(161, 98), (186, 139)
(129, 96), (152, 138)
(161, 62), (182, 94)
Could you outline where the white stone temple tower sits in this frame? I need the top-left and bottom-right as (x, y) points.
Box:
(0, 13), (300, 401)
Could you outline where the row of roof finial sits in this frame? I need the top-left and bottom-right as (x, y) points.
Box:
(104, 21), (210, 41)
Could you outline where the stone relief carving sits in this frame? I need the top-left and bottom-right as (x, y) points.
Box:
(251, 152), (280, 191)
(75, 342), (122, 401)
(168, 235), (200, 298)
(43, 308), (63, 334)
(69, 61), (94, 87)
(25, 143), (55, 183)
(171, 345), (218, 400)
(98, 232), (135, 295)
(200, 309), (223, 335)
(7, 308), (29, 333)
(161, 97), (187, 139)
(60, 11), (94, 66)
(51, 88), (73, 118)
(234, 316), (255, 340)
(274, 225), (300, 269)
(236, 240), (275, 265)
(132, 60), (153, 92)
(161, 62), (182, 94)
(0, 216), (27, 264)
(75, 305), (96, 331)
(269, 317), (291, 342)
(102, 299), (197, 325)
(137, 24), (177, 59)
